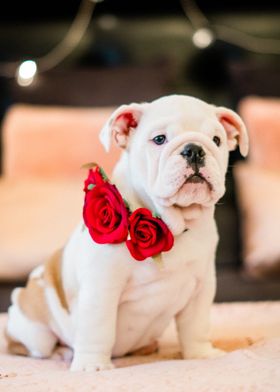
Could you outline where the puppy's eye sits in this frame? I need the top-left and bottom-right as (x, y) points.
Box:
(152, 135), (167, 145)
(213, 136), (221, 146)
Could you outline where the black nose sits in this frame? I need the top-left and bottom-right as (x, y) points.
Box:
(181, 143), (205, 168)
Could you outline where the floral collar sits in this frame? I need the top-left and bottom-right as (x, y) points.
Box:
(82, 164), (174, 262)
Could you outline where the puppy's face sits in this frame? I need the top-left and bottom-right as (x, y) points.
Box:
(100, 95), (248, 210)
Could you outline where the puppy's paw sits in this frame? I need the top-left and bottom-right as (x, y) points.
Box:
(183, 343), (225, 360)
(70, 353), (114, 372)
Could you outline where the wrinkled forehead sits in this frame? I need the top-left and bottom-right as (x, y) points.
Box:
(139, 97), (217, 135)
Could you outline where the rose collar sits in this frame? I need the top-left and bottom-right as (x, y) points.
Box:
(83, 165), (174, 262)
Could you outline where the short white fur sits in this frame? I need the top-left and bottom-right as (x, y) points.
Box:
(6, 95), (248, 371)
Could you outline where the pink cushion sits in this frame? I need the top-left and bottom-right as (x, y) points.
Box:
(1, 301), (280, 390)
(2, 104), (121, 179)
(238, 96), (280, 171)
(234, 163), (280, 278)
(235, 96), (280, 277)
(0, 178), (83, 281)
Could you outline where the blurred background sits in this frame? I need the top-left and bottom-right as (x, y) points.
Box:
(0, 0), (280, 310)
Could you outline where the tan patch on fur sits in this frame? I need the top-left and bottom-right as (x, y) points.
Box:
(18, 276), (49, 324)
(4, 329), (29, 356)
(7, 250), (68, 356)
(213, 337), (255, 352)
(44, 249), (69, 312)
(16, 249), (68, 328)
(129, 341), (159, 356)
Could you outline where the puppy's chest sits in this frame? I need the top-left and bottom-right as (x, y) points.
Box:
(120, 261), (199, 315)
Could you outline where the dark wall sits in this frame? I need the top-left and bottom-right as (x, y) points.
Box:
(1, 0), (280, 22)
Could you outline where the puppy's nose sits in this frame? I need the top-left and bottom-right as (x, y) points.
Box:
(181, 143), (205, 167)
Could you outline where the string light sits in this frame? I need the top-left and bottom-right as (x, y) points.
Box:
(180, 0), (280, 55)
(192, 28), (214, 49)
(0, 0), (101, 85)
(38, 0), (98, 73)
(16, 60), (37, 87)
(0, 0), (279, 87)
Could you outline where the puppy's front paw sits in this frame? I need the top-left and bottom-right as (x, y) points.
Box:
(70, 352), (114, 372)
(183, 343), (225, 360)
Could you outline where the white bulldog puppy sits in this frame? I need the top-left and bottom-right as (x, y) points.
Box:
(6, 95), (248, 371)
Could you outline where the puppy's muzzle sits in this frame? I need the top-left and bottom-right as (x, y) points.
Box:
(180, 143), (205, 170)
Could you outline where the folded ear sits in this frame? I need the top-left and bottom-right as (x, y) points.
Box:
(99, 103), (145, 152)
(216, 107), (249, 157)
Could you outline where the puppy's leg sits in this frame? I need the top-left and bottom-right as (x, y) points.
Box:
(6, 280), (57, 359)
(176, 258), (224, 359)
(70, 254), (131, 372)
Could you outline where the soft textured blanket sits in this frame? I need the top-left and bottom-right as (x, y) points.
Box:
(1, 302), (280, 391)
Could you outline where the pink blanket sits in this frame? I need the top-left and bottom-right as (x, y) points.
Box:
(1, 302), (280, 391)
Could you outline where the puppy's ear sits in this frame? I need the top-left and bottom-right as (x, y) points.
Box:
(216, 107), (249, 157)
(99, 103), (144, 152)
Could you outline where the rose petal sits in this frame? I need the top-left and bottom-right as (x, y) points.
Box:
(83, 181), (129, 244)
(127, 208), (174, 261)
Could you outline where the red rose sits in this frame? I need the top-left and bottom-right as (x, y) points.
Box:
(83, 167), (105, 193)
(83, 182), (129, 244)
(126, 208), (174, 261)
